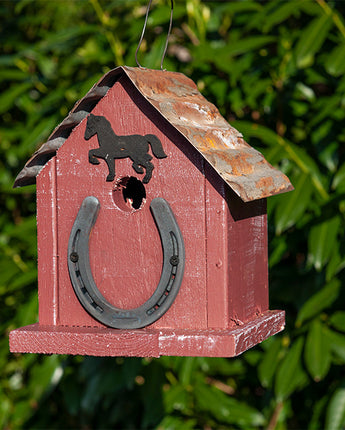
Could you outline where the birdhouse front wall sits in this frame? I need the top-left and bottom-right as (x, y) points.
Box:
(36, 74), (269, 332)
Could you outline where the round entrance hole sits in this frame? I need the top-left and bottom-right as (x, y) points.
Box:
(112, 176), (146, 212)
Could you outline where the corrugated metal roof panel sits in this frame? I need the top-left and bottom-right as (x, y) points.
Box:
(14, 66), (293, 201)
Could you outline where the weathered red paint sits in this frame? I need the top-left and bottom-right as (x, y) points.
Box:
(37, 157), (58, 326)
(10, 68), (292, 357)
(10, 310), (285, 357)
(54, 77), (208, 330)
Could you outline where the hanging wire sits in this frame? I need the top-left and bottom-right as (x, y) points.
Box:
(135, 0), (174, 71)
(160, 0), (173, 70)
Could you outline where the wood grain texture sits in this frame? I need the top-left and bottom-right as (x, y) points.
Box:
(226, 190), (269, 325)
(10, 324), (159, 357)
(203, 164), (269, 329)
(10, 310), (284, 357)
(54, 75), (207, 330)
(204, 163), (229, 328)
(37, 157), (59, 325)
(159, 310), (284, 357)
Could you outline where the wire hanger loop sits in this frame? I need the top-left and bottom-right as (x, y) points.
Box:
(135, 0), (174, 71)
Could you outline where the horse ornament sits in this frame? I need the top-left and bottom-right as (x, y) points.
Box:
(64, 113), (185, 329)
(85, 113), (167, 183)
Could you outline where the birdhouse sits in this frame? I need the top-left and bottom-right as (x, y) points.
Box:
(10, 66), (293, 357)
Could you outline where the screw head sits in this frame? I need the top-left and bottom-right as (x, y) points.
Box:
(70, 252), (79, 263)
(170, 255), (179, 266)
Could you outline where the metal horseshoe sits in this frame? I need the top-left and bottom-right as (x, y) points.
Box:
(67, 196), (185, 329)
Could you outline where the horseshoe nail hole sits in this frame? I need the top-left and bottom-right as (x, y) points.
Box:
(113, 176), (146, 211)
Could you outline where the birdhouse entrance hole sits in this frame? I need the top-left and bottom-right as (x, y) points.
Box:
(113, 176), (146, 211)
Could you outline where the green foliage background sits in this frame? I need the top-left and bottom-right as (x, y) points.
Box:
(2, 0), (345, 428)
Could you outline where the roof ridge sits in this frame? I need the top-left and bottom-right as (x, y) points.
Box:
(14, 66), (293, 201)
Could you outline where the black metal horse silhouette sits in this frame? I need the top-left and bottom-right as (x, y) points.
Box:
(85, 114), (167, 183)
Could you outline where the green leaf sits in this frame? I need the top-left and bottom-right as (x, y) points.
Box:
(324, 327), (345, 362)
(309, 216), (341, 271)
(36, 25), (99, 53)
(295, 81), (316, 101)
(304, 319), (331, 381)
(195, 380), (265, 427)
(326, 242), (345, 281)
(329, 312), (345, 333)
(19, 117), (58, 155)
(163, 385), (191, 415)
(10, 400), (34, 429)
(325, 43), (345, 77)
(325, 387), (345, 430)
(196, 36), (276, 70)
(309, 395), (329, 430)
(157, 416), (197, 430)
(193, 357), (245, 376)
(28, 355), (62, 400)
(226, 36), (276, 57)
(275, 171), (312, 234)
(141, 36), (166, 69)
(0, 82), (33, 115)
(295, 14), (333, 68)
(178, 357), (197, 386)
(269, 235), (289, 268)
(263, 0), (303, 31)
(296, 279), (341, 326)
(258, 338), (282, 388)
(310, 95), (342, 127)
(0, 69), (28, 81)
(0, 388), (11, 429)
(222, 2), (262, 14)
(141, 362), (165, 428)
(275, 337), (307, 401)
(16, 292), (38, 326)
(332, 162), (345, 193)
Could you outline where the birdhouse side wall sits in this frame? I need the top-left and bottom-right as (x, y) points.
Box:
(204, 164), (268, 329)
(227, 194), (268, 325)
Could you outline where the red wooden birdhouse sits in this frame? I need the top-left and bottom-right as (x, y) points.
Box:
(10, 66), (293, 357)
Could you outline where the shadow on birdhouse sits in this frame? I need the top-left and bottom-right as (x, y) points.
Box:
(10, 67), (293, 357)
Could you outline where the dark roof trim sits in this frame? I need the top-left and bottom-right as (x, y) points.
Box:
(14, 66), (293, 201)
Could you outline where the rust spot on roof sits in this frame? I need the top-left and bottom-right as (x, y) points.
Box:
(14, 66), (293, 201)
(256, 176), (275, 191)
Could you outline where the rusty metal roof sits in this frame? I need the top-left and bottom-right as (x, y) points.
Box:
(14, 66), (293, 201)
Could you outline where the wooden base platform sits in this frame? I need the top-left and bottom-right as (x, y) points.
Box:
(10, 310), (284, 357)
